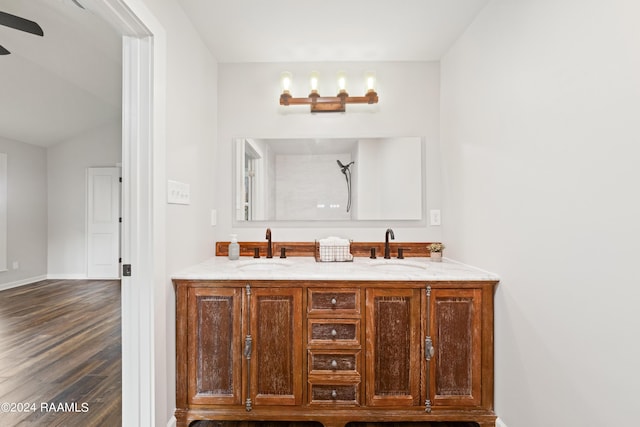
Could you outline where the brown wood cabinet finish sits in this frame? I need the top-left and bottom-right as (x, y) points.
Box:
(188, 287), (243, 406)
(430, 289), (482, 408)
(249, 287), (303, 407)
(174, 280), (497, 427)
(365, 288), (421, 407)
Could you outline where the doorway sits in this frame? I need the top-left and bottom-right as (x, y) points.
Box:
(91, 1), (165, 425)
(87, 166), (121, 279)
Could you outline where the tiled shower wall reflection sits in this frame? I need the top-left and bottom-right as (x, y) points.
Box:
(274, 153), (353, 220)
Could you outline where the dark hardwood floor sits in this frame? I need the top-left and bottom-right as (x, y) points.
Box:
(0, 279), (121, 426)
(192, 423), (481, 427)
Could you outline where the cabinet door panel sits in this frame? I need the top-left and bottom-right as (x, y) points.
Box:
(365, 288), (421, 406)
(188, 287), (242, 405)
(430, 288), (482, 407)
(250, 288), (303, 406)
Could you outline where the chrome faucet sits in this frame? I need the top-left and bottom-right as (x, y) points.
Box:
(265, 228), (273, 258)
(384, 228), (395, 259)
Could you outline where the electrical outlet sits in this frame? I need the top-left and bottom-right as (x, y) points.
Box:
(12, 261), (19, 270)
(430, 209), (441, 226)
(211, 209), (217, 226)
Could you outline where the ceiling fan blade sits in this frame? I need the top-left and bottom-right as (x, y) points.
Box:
(0, 11), (44, 37)
(0, 44), (10, 55)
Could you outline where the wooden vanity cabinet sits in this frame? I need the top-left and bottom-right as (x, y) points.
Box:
(177, 282), (303, 414)
(429, 287), (485, 408)
(365, 288), (422, 407)
(249, 287), (303, 407)
(307, 288), (362, 407)
(186, 286), (242, 406)
(174, 279), (497, 427)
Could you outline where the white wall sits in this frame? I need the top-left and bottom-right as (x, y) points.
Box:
(47, 121), (121, 278)
(0, 137), (47, 289)
(440, 1), (640, 426)
(136, 0), (219, 423)
(217, 62), (442, 243)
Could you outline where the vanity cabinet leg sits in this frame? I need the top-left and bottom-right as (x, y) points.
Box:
(173, 410), (187, 427)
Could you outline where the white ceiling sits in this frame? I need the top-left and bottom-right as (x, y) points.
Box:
(0, 0), (489, 147)
(0, 0), (121, 147)
(177, 0), (490, 63)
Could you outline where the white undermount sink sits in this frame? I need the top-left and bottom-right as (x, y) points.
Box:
(235, 259), (292, 271)
(366, 260), (427, 271)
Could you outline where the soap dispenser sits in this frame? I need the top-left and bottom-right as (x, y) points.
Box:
(228, 234), (240, 260)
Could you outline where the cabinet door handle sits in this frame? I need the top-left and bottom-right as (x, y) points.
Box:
(244, 336), (252, 358)
(331, 389), (337, 399)
(331, 297), (337, 306)
(425, 336), (435, 361)
(331, 329), (338, 337)
(330, 359), (338, 369)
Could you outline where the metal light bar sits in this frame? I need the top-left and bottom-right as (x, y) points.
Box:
(279, 71), (379, 113)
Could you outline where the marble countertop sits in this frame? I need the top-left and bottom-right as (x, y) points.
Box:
(171, 256), (499, 282)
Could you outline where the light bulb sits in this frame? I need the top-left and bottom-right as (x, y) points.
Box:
(365, 71), (376, 92)
(310, 71), (319, 93)
(281, 71), (292, 93)
(337, 71), (347, 93)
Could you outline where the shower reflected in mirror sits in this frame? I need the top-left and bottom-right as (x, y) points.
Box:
(336, 159), (355, 212)
(234, 137), (424, 223)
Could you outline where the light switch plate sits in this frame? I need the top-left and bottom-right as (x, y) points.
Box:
(430, 209), (441, 226)
(168, 180), (190, 205)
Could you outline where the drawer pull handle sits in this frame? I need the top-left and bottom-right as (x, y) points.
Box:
(330, 359), (338, 369)
(331, 297), (337, 305)
(331, 329), (338, 337)
(331, 389), (337, 399)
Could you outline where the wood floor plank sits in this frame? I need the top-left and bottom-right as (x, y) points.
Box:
(0, 279), (121, 426)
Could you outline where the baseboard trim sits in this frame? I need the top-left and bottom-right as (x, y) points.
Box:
(496, 417), (509, 427)
(0, 274), (122, 292)
(0, 275), (48, 292)
(166, 415), (176, 427)
(47, 274), (89, 280)
(48, 275), (120, 280)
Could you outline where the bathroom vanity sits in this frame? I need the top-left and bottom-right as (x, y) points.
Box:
(172, 256), (499, 427)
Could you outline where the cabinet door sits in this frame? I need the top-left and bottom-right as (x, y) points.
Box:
(188, 287), (242, 405)
(249, 287), (303, 406)
(429, 288), (482, 407)
(365, 288), (421, 406)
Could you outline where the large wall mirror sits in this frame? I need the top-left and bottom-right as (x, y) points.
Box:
(233, 137), (425, 224)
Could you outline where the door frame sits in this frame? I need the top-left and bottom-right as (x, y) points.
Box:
(93, 1), (166, 425)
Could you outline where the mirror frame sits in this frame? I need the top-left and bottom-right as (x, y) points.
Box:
(231, 136), (428, 228)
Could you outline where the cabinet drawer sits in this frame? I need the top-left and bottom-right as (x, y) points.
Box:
(308, 320), (360, 346)
(308, 350), (360, 375)
(309, 383), (360, 405)
(308, 289), (360, 315)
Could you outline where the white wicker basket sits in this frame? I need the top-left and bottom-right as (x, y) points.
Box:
(315, 240), (353, 262)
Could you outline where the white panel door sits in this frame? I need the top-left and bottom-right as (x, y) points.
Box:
(87, 167), (121, 278)
(0, 153), (6, 272)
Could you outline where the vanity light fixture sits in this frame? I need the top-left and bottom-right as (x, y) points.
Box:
(279, 71), (379, 113)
